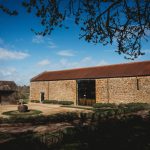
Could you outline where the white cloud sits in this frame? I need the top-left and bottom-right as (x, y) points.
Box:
(0, 67), (23, 85)
(0, 67), (35, 85)
(32, 35), (44, 44)
(37, 59), (51, 66)
(47, 41), (57, 49)
(97, 60), (108, 66)
(81, 57), (92, 63)
(0, 48), (29, 60)
(57, 50), (75, 57)
(52, 57), (109, 70)
(59, 58), (68, 66)
(0, 67), (16, 76)
(32, 36), (57, 49)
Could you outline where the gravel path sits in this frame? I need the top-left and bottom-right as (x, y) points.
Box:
(0, 103), (92, 117)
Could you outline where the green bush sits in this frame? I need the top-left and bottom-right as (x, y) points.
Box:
(118, 103), (149, 113)
(43, 100), (58, 104)
(0, 112), (79, 124)
(93, 103), (117, 109)
(59, 101), (74, 105)
(23, 99), (29, 104)
(31, 99), (74, 105)
(30, 100), (40, 103)
(2, 109), (42, 117)
(43, 100), (74, 105)
(93, 103), (150, 120)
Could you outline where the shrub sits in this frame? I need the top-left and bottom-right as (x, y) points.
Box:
(30, 99), (74, 105)
(2, 109), (42, 117)
(93, 103), (150, 119)
(18, 99), (28, 105)
(93, 103), (117, 109)
(43, 100), (59, 104)
(43, 100), (74, 105)
(0, 112), (79, 124)
(31, 100), (40, 103)
(59, 101), (74, 105)
(118, 103), (149, 113)
(23, 99), (29, 104)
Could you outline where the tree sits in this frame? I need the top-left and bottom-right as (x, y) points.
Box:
(0, 4), (18, 16)
(1, 0), (150, 59)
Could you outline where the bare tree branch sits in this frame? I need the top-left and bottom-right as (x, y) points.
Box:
(1, 0), (150, 59)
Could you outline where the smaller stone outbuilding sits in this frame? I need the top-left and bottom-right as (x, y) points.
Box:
(0, 81), (17, 104)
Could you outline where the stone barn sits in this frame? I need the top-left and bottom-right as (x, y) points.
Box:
(30, 61), (150, 106)
(0, 81), (17, 104)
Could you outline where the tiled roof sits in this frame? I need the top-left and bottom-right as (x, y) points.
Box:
(0, 81), (17, 91)
(31, 61), (150, 82)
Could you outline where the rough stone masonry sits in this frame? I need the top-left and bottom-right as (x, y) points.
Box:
(30, 61), (150, 105)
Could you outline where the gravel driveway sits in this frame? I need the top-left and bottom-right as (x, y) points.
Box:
(0, 103), (92, 117)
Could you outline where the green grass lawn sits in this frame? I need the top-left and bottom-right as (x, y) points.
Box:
(2, 109), (42, 117)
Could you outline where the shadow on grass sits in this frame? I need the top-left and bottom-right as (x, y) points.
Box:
(0, 131), (49, 150)
(1, 115), (150, 150)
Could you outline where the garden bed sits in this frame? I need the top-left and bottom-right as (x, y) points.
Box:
(2, 110), (42, 117)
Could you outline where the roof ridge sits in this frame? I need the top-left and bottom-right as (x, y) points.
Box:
(0, 80), (15, 82)
(31, 60), (150, 82)
(45, 60), (150, 73)
(30, 71), (47, 81)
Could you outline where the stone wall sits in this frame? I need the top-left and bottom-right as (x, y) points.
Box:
(30, 80), (76, 104)
(48, 80), (76, 104)
(96, 79), (109, 103)
(30, 76), (150, 105)
(96, 76), (150, 104)
(30, 81), (49, 100)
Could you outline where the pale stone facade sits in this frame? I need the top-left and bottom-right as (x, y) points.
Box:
(30, 80), (77, 104)
(30, 76), (150, 105)
(48, 80), (77, 104)
(96, 76), (150, 104)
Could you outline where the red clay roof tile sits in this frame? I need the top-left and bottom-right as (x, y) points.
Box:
(31, 61), (150, 82)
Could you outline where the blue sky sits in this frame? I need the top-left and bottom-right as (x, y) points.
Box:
(0, 1), (150, 85)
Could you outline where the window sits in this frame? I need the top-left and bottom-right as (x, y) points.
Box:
(136, 78), (139, 90)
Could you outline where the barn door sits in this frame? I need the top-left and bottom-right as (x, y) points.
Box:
(40, 92), (45, 103)
(77, 79), (96, 106)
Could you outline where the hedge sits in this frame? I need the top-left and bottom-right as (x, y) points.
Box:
(93, 102), (150, 116)
(0, 112), (79, 124)
(30, 100), (40, 103)
(30, 100), (74, 105)
(93, 103), (117, 109)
